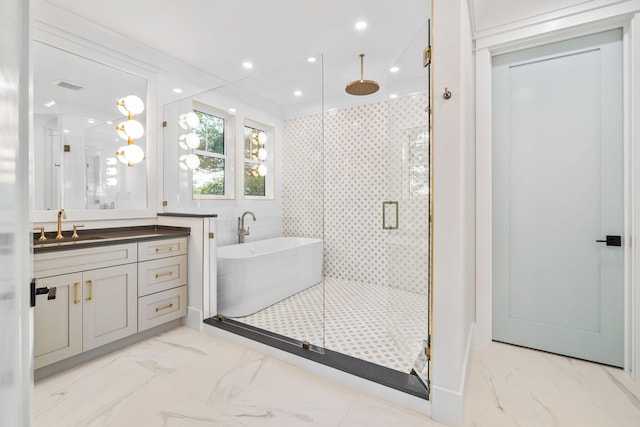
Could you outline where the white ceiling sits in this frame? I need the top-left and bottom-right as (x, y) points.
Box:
(40, 0), (432, 113)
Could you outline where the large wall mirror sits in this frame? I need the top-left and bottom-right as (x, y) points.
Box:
(32, 40), (149, 215)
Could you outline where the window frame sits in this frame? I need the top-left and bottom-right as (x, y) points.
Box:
(191, 100), (235, 200)
(243, 118), (274, 200)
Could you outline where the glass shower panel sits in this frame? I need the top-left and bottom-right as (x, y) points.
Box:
(386, 21), (431, 386)
(162, 56), (325, 351)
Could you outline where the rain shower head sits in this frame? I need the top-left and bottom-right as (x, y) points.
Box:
(345, 54), (379, 96)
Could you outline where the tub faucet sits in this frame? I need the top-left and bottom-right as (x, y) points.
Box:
(238, 211), (256, 243)
(56, 208), (67, 240)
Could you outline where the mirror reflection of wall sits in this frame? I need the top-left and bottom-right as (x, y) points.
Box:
(32, 40), (148, 212)
(33, 115), (61, 210)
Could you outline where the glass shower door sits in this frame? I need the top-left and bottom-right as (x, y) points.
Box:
(385, 20), (431, 387)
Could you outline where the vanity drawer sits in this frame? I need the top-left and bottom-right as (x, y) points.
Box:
(137, 237), (187, 261)
(138, 285), (187, 331)
(34, 243), (137, 277)
(138, 254), (187, 297)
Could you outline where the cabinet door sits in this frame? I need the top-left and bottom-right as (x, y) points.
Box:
(82, 264), (137, 351)
(34, 273), (83, 369)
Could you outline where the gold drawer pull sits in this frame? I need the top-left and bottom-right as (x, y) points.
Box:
(85, 280), (93, 301)
(155, 271), (174, 279)
(155, 247), (174, 253)
(74, 282), (80, 304)
(155, 303), (174, 312)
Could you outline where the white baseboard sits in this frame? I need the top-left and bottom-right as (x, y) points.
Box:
(432, 322), (475, 427)
(184, 306), (203, 331)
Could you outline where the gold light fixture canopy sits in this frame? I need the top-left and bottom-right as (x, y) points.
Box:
(345, 53), (379, 96)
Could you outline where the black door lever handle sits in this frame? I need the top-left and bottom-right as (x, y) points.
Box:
(596, 235), (622, 246)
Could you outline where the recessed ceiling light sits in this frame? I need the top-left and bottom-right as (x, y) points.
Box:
(63, 129), (69, 134)
(389, 94), (398, 99)
(355, 21), (367, 30)
(390, 66), (400, 73)
(106, 121), (113, 125)
(87, 119), (95, 124)
(307, 57), (317, 63)
(173, 88), (183, 93)
(44, 100), (56, 108)
(242, 61), (253, 69)
(294, 90), (303, 97)
(228, 108), (236, 113)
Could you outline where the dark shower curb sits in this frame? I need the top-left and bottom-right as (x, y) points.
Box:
(203, 316), (429, 400)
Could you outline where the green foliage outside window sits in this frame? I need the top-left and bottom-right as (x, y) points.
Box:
(192, 110), (226, 196)
(244, 126), (266, 197)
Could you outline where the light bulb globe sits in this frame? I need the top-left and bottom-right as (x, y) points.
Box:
(185, 153), (200, 170)
(178, 114), (189, 130)
(178, 135), (189, 150)
(186, 132), (200, 149)
(116, 146), (129, 164)
(123, 95), (144, 115)
(185, 111), (200, 128)
(258, 164), (267, 176)
(258, 131), (267, 145)
(257, 148), (267, 161)
(178, 155), (189, 171)
(124, 144), (145, 164)
(116, 125), (129, 141)
(123, 119), (144, 139)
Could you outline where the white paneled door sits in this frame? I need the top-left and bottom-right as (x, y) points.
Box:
(492, 29), (624, 367)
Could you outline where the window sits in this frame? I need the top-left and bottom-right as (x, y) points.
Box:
(191, 102), (234, 199)
(243, 119), (274, 199)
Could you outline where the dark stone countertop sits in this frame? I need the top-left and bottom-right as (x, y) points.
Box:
(33, 225), (190, 254)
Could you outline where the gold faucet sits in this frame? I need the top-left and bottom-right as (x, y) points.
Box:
(56, 209), (67, 239)
(72, 224), (84, 239)
(33, 226), (47, 241)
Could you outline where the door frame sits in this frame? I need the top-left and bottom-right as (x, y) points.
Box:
(475, 10), (640, 379)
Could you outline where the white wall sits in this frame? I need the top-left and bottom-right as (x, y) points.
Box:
(431, 0), (476, 426)
(469, 0), (625, 35)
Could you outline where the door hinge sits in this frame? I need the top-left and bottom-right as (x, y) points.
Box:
(162, 201), (168, 207)
(425, 335), (431, 361)
(162, 121), (167, 128)
(208, 232), (215, 239)
(423, 47), (431, 67)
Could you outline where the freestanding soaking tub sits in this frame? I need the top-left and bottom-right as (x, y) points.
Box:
(216, 237), (323, 317)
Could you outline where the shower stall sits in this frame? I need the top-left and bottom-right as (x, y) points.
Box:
(163, 21), (432, 399)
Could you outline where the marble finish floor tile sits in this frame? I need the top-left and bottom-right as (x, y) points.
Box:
(463, 341), (640, 427)
(233, 277), (428, 374)
(34, 327), (441, 427)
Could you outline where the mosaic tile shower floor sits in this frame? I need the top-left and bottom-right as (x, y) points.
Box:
(232, 277), (429, 373)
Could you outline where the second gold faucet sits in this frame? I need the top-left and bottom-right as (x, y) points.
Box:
(56, 209), (67, 240)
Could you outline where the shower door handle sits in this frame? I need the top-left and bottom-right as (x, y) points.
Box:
(382, 201), (399, 230)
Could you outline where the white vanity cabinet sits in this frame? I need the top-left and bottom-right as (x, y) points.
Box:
(33, 235), (189, 370)
(82, 263), (138, 351)
(137, 238), (188, 331)
(33, 273), (82, 369)
(34, 243), (138, 369)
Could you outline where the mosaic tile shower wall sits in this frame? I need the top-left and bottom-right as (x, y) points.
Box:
(283, 113), (323, 239)
(283, 93), (429, 295)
